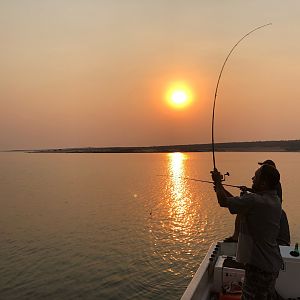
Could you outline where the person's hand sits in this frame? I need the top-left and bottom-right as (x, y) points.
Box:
(239, 186), (252, 193)
(211, 168), (222, 185)
(239, 185), (248, 192)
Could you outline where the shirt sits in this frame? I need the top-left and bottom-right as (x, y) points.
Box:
(277, 209), (290, 246)
(226, 190), (283, 273)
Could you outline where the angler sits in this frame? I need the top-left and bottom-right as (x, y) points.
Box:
(209, 23), (285, 299)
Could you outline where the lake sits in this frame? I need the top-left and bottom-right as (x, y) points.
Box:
(1, 152), (299, 299)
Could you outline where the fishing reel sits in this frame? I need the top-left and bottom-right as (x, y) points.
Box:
(211, 168), (230, 184)
(222, 172), (230, 182)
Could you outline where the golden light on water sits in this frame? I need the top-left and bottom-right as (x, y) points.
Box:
(168, 152), (187, 205)
(167, 152), (193, 229)
(148, 152), (211, 274)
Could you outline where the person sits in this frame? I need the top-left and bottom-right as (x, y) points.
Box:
(224, 159), (290, 246)
(211, 165), (283, 299)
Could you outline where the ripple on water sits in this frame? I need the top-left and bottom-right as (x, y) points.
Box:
(0, 152), (246, 300)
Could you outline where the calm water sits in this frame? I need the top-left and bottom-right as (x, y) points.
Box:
(0, 152), (299, 299)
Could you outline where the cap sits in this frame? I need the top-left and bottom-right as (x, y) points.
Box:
(258, 159), (276, 167)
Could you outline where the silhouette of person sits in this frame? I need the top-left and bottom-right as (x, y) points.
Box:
(224, 159), (290, 246)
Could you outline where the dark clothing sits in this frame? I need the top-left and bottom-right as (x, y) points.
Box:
(274, 182), (290, 246)
(226, 190), (283, 273)
(241, 182), (290, 246)
(275, 182), (290, 245)
(276, 182), (282, 202)
(277, 209), (290, 246)
(242, 264), (279, 300)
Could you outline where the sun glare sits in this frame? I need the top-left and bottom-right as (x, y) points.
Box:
(171, 91), (187, 105)
(166, 82), (193, 109)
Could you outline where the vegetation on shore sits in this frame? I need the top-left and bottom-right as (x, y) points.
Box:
(29, 140), (300, 153)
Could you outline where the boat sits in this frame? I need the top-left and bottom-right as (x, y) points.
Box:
(181, 241), (300, 300)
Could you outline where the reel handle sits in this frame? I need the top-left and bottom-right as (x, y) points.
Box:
(221, 172), (230, 182)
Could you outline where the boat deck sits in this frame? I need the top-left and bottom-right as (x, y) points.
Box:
(181, 242), (300, 300)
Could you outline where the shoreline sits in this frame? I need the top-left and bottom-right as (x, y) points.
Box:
(10, 139), (300, 153)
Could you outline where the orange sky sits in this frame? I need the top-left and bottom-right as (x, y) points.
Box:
(1, 1), (300, 150)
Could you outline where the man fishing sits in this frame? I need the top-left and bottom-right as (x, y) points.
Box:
(224, 159), (290, 246)
(211, 164), (283, 299)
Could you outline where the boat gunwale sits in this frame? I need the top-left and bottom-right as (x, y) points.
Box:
(181, 243), (216, 300)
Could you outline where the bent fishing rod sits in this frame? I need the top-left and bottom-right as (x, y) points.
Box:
(211, 23), (272, 179)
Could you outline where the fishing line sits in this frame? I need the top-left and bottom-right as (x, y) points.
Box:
(157, 174), (242, 189)
(149, 25), (272, 244)
(211, 23), (272, 172)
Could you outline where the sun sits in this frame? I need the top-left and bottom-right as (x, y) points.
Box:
(171, 91), (187, 105)
(166, 82), (193, 109)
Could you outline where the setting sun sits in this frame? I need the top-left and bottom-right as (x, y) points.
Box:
(171, 91), (188, 105)
(166, 82), (193, 109)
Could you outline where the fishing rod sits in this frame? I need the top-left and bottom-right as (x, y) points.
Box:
(211, 23), (272, 178)
(157, 175), (243, 189)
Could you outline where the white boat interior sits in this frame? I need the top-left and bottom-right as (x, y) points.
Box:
(181, 242), (300, 300)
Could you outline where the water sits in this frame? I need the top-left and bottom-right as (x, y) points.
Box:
(0, 152), (299, 299)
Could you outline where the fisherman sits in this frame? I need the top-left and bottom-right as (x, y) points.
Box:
(211, 165), (283, 299)
(224, 159), (290, 246)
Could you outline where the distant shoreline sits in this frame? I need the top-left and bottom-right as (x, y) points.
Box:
(13, 139), (300, 153)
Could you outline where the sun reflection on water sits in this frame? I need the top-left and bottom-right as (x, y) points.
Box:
(146, 152), (213, 280)
(167, 152), (190, 220)
(165, 152), (201, 241)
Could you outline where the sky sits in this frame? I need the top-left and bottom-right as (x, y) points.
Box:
(1, 0), (300, 150)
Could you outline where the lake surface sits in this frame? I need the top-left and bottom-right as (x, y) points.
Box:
(1, 152), (299, 299)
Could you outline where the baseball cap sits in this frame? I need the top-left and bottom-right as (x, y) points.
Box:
(258, 159), (276, 167)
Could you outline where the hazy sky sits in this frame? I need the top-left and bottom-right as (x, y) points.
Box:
(1, 0), (300, 150)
